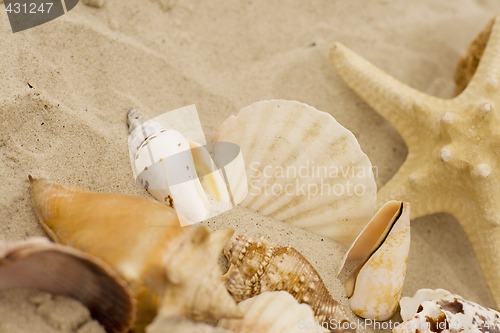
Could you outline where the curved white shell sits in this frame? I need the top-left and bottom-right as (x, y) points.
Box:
(215, 100), (377, 246)
(338, 201), (411, 320)
(396, 289), (500, 333)
(217, 291), (328, 333)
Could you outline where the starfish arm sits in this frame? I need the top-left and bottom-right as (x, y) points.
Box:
(458, 15), (500, 102)
(329, 43), (447, 141)
(376, 155), (447, 219)
(452, 208), (500, 309)
(381, 155), (500, 307)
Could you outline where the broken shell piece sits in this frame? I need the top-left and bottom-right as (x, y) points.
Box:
(127, 108), (231, 225)
(395, 289), (500, 333)
(223, 234), (352, 330)
(218, 291), (328, 333)
(338, 201), (411, 321)
(147, 316), (232, 333)
(29, 177), (241, 332)
(0, 237), (134, 333)
(399, 289), (453, 321)
(215, 99), (377, 246)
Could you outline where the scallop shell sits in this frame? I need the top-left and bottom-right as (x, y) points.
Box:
(217, 291), (328, 333)
(223, 234), (352, 330)
(127, 108), (232, 225)
(0, 237), (134, 333)
(147, 317), (232, 333)
(395, 289), (500, 333)
(215, 100), (377, 246)
(338, 201), (411, 321)
(29, 177), (241, 332)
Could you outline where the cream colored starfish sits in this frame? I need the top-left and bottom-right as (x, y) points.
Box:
(329, 17), (500, 308)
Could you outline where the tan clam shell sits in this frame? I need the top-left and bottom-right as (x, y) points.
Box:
(0, 237), (134, 333)
(29, 177), (241, 332)
(217, 291), (328, 333)
(338, 201), (411, 321)
(223, 234), (353, 331)
(215, 99), (377, 246)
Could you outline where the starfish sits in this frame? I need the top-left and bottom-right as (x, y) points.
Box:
(328, 17), (500, 308)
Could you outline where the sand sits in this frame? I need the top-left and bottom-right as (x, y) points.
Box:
(0, 289), (104, 333)
(0, 0), (499, 331)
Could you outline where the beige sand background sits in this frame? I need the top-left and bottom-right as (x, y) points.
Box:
(1, 0), (499, 332)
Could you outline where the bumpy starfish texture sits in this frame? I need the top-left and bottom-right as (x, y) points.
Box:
(329, 16), (500, 308)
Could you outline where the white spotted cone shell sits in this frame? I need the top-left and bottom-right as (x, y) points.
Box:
(215, 100), (377, 246)
(128, 109), (210, 223)
(395, 289), (500, 333)
(127, 108), (231, 225)
(223, 234), (353, 332)
(338, 201), (411, 321)
(217, 291), (328, 333)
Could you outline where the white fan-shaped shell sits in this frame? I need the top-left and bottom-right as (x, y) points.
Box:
(217, 291), (328, 333)
(215, 100), (377, 246)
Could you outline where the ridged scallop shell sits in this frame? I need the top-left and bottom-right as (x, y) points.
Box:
(217, 291), (328, 333)
(395, 289), (500, 333)
(127, 108), (232, 225)
(215, 100), (377, 246)
(29, 177), (241, 332)
(338, 201), (411, 321)
(0, 237), (134, 333)
(223, 234), (352, 331)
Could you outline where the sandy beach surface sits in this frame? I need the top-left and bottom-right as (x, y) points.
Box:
(0, 0), (499, 332)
